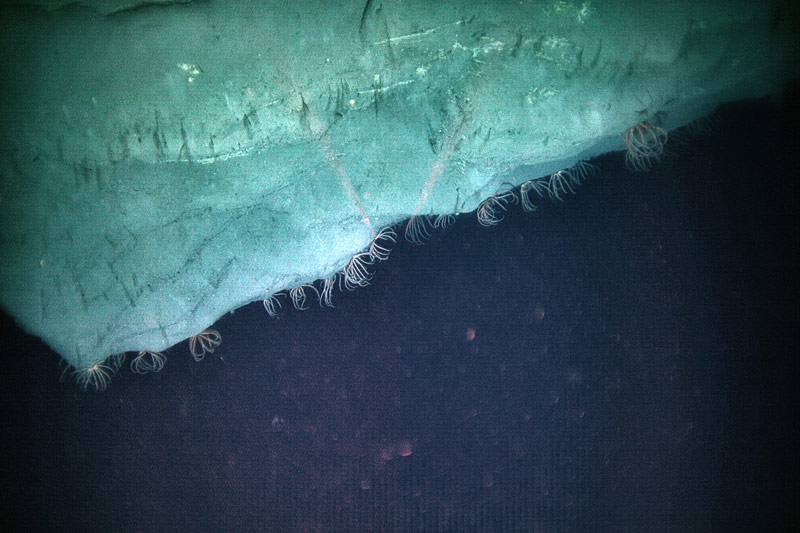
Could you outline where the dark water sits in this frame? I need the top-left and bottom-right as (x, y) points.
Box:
(1, 89), (798, 531)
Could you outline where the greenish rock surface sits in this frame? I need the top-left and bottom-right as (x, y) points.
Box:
(0, 1), (796, 370)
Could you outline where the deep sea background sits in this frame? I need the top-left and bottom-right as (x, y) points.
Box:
(1, 87), (798, 531)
